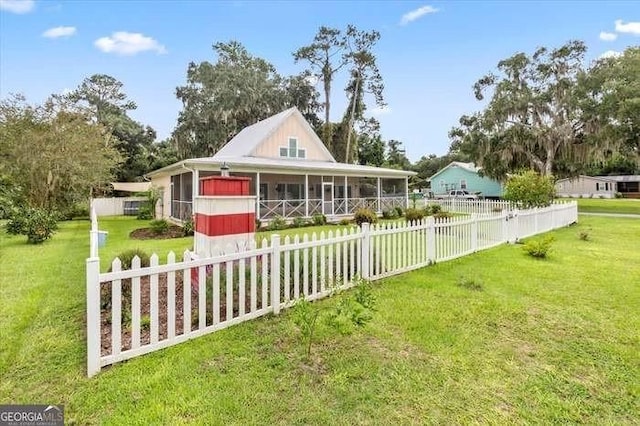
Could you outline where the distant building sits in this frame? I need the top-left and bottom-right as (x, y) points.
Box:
(428, 162), (503, 199)
(555, 175), (640, 198)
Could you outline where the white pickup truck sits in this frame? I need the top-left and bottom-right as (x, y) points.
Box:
(435, 190), (479, 200)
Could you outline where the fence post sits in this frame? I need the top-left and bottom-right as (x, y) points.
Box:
(426, 216), (436, 263)
(361, 223), (371, 279)
(502, 211), (509, 243)
(470, 214), (478, 252)
(86, 256), (101, 377)
(89, 208), (98, 258)
(271, 234), (281, 315)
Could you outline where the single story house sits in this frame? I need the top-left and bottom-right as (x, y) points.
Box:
(555, 175), (640, 198)
(428, 162), (503, 199)
(555, 175), (617, 198)
(146, 107), (415, 222)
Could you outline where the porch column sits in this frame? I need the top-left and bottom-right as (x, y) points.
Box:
(192, 168), (199, 199)
(405, 177), (409, 208)
(377, 177), (382, 214)
(305, 174), (309, 217)
(255, 172), (261, 220)
(344, 175), (348, 214)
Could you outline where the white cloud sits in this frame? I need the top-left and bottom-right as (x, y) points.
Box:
(371, 106), (392, 116)
(94, 32), (167, 56)
(400, 5), (438, 25)
(42, 26), (76, 38)
(0, 0), (34, 13)
(599, 31), (617, 41)
(614, 19), (640, 35)
(599, 50), (622, 59)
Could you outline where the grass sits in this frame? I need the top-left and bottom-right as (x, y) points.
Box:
(1, 216), (639, 424)
(567, 197), (640, 215)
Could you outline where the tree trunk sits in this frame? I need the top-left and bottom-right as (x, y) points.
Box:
(344, 75), (361, 164)
(323, 75), (332, 151)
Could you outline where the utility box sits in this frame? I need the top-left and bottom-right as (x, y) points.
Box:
(194, 176), (256, 256)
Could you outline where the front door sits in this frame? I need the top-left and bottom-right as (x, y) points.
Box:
(322, 183), (334, 216)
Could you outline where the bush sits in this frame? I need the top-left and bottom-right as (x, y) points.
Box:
(6, 207), (58, 244)
(382, 209), (398, 219)
(405, 207), (425, 222)
(504, 170), (555, 209)
(136, 205), (152, 220)
(292, 217), (309, 228)
(255, 218), (262, 230)
(615, 192), (623, 199)
(182, 216), (194, 236)
(150, 219), (170, 235)
(428, 204), (442, 215)
(523, 236), (554, 258)
(112, 248), (151, 270)
(354, 208), (378, 226)
(338, 218), (352, 226)
(434, 211), (453, 219)
(268, 215), (287, 231)
(394, 206), (404, 217)
(312, 214), (327, 226)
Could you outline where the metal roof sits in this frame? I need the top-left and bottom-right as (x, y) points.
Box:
(146, 156), (414, 179)
(595, 175), (640, 182)
(427, 161), (481, 181)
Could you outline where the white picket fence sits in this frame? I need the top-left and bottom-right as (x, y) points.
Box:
(423, 199), (513, 215)
(86, 201), (578, 376)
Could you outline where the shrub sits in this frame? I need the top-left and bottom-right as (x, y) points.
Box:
(6, 207), (58, 244)
(394, 206), (404, 217)
(150, 219), (170, 235)
(112, 248), (151, 270)
(312, 214), (327, 226)
(354, 208), (378, 226)
(382, 209), (397, 219)
(292, 217), (309, 228)
(182, 216), (194, 236)
(428, 204), (442, 215)
(503, 170), (555, 209)
(523, 236), (554, 258)
(434, 211), (453, 219)
(255, 218), (262, 230)
(405, 207), (425, 222)
(268, 215), (287, 231)
(136, 205), (152, 220)
(338, 218), (352, 226)
(615, 192), (623, 199)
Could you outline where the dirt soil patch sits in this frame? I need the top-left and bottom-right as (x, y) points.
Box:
(130, 225), (186, 240)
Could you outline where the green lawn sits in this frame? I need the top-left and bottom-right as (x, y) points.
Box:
(1, 216), (639, 424)
(569, 197), (640, 215)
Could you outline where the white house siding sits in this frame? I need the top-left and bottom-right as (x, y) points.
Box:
(252, 114), (332, 161)
(555, 176), (616, 198)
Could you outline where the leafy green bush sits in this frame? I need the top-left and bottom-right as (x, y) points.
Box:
(434, 211), (453, 219)
(382, 209), (398, 219)
(182, 216), (194, 236)
(150, 219), (170, 235)
(354, 208), (378, 226)
(394, 206), (404, 217)
(6, 207), (59, 244)
(112, 248), (151, 270)
(292, 217), (309, 228)
(312, 214), (327, 226)
(268, 215), (287, 231)
(428, 204), (442, 215)
(405, 207), (425, 222)
(523, 236), (554, 258)
(338, 218), (352, 226)
(136, 205), (152, 220)
(615, 192), (623, 199)
(504, 170), (555, 209)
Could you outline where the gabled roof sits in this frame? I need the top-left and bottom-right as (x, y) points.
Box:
(427, 162), (480, 182)
(212, 107), (336, 162)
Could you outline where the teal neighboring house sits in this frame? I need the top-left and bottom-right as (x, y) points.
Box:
(428, 162), (503, 198)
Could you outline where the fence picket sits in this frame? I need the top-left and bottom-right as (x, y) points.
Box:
(250, 254), (257, 313)
(302, 234), (309, 297)
(239, 257), (246, 316)
(111, 258), (122, 356)
(284, 236), (291, 302)
(182, 250), (191, 335)
(261, 239), (269, 309)
(198, 264), (206, 329)
(131, 256), (141, 349)
(226, 261), (233, 321)
(320, 232), (326, 292)
(293, 235), (300, 299)
(311, 233), (318, 294)
(328, 231), (334, 287)
(150, 254), (159, 344)
(213, 263), (220, 324)
(167, 252), (176, 340)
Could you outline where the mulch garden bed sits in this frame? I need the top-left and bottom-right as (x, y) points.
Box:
(129, 225), (186, 239)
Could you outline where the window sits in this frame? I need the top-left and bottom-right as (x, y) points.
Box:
(276, 183), (304, 200)
(460, 179), (467, 190)
(279, 137), (305, 159)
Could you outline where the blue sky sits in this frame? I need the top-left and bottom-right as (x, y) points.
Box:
(1, 0), (638, 161)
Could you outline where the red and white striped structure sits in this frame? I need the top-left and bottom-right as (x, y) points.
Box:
(194, 176), (256, 256)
